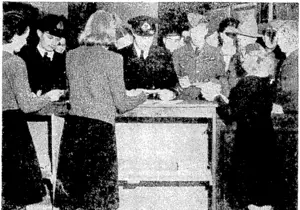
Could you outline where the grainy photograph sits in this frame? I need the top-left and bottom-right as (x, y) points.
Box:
(2, 2), (298, 210)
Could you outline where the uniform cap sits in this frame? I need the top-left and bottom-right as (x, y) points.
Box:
(38, 14), (66, 38)
(128, 15), (158, 37)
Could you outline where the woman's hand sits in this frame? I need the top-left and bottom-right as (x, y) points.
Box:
(214, 94), (229, 105)
(45, 89), (64, 102)
(179, 76), (191, 88)
(137, 91), (147, 103)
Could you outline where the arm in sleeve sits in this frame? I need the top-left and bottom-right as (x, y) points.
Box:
(107, 54), (145, 113)
(164, 52), (179, 90)
(12, 58), (51, 113)
(214, 50), (226, 77)
(217, 85), (248, 125)
(172, 50), (183, 77)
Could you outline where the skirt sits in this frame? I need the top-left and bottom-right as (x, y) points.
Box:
(2, 110), (46, 209)
(225, 122), (283, 209)
(54, 115), (118, 210)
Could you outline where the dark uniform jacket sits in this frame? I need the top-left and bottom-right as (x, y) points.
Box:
(18, 45), (68, 94)
(115, 44), (179, 90)
(18, 45), (69, 115)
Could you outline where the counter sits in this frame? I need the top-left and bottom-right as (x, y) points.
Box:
(115, 100), (218, 210)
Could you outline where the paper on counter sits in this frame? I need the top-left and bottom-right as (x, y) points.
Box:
(126, 89), (159, 96)
(143, 100), (184, 106)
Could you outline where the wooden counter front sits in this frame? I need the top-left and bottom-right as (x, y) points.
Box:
(115, 100), (218, 210)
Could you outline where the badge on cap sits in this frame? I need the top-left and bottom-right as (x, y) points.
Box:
(56, 21), (64, 30)
(141, 22), (151, 32)
(128, 15), (157, 37)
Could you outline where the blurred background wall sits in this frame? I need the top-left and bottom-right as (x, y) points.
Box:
(26, 2), (298, 50)
(30, 2), (68, 17)
(98, 2), (158, 23)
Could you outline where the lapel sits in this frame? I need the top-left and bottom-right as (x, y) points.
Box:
(183, 43), (196, 58)
(130, 44), (140, 59)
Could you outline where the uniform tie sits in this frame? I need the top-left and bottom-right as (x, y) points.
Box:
(195, 47), (200, 56)
(141, 50), (145, 60)
(43, 52), (51, 64)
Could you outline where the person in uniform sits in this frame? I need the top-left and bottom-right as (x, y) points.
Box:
(17, 14), (69, 198)
(18, 14), (69, 114)
(224, 20), (267, 95)
(173, 13), (226, 100)
(257, 22), (286, 86)
(55, 37), (67, 54)
(115, 15), (179, 97)
(18, 13), (68, 96)
(161, 30), (185, 54)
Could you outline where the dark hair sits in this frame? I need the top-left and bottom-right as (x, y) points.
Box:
(3, 2), (40, 45)
(217, 17), (240, 47)
(3, 11), (29, 44)
(218, 18), (239, 33)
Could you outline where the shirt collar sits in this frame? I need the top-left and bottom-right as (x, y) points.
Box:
(191, 41), (206, 52)
(133, 43), (149, 59)
(37, 44), (54, 61)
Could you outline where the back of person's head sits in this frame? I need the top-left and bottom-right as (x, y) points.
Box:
(4, 2), (40, 47)
(3, 10), (29, 44)
(78, 10), (120, 46)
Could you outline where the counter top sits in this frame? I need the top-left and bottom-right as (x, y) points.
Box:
(118, 100), (218, 119)
(137, 99), (218, 108)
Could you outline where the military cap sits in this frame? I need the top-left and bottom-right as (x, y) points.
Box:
(38, 14), (66, 38)
(128, 15), (158, 37)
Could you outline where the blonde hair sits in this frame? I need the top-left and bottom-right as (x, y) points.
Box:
(78, 10), (122, 45)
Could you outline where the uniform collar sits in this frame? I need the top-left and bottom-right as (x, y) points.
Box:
(185, 41), (208, 55)
(37, 44), (54, 61)
(133, 42), (150, 59)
